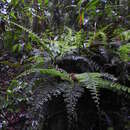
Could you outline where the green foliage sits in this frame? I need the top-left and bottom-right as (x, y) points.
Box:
(119, 43), (130, 62)
(75, 72), (130, 113)
(12, 44), (22, 53)
(7, 63), (129, 129)
(75, 72), (130, 94)
(87, 30), (107, 47)
(0, 0), (130, 129)
(0, 61), (21, 68)
(45, 27), (85, 57)
(16, 68), (72, 82)
(120, 30), (130, 41)
(9, 21), (51, 54)
(30, 72), (130, 129)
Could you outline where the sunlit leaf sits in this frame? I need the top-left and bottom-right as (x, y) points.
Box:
(44, 0), (48, 5)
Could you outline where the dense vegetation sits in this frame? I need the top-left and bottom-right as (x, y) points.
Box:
(0, 0), (130, 130)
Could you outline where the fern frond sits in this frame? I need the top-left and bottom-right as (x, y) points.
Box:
(118, 43), (130, 62)
(87, 30), (107, 47)
(101, 73), (117, 82)
(75, 73), (101, 112)
(29, 81), (68, 130)
(75, 72), (130, 115)
(16, 68), (72, 82)
(26, 71), (83, 129)
(120, 30), (130, 41)
(75, 73), (130, 94)
(63, 84), (84, 128)
(89, 87), (100, 112)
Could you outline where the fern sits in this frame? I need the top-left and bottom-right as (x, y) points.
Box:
(101, 73), (117, 82)
(29, 80), (68, 130)
(119, 30), (130, 41)
(14, 67), (83, 129)
(28, 72), (122, 129)
(63, 84), (84, 129)
(16, 68), (72, 82)
(7, 67), (130, 130)
(7, 68), (72, 130)
(3, 18), (53, 58)
(87, 30), (107, 47)
(118, 43), (130, 62)
(28, 80), (84, 130)
(8, 67), (80, 129)
(49, 28), (83, 57)
(75, 73), (130, 94)
(75, 73), (101, 112)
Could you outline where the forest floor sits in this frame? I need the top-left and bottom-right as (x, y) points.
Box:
(0, 50), (27, 130)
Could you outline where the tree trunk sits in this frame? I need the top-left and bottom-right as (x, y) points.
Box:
(0, 38), (3, 50)
(24, 0), (30, 43)
(32, 0), (39, 34)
